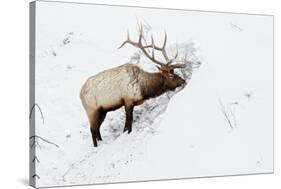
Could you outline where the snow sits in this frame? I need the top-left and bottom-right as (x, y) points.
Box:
(31, 1), (273, 188)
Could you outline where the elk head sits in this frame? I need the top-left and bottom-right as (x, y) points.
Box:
(118, 25), (186, 91)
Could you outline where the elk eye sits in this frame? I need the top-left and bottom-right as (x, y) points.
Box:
(168, 73), (174, 79)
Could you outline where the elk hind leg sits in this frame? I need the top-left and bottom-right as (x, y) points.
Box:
(89, 109), (101, 147)
(90, 127), (98, 147)
(97, 110), (107, 141)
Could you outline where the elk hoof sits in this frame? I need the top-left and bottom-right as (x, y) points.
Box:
(97, 134), (102, 141)
(123, 127), (132, 134)
(123, 127), (128, 133)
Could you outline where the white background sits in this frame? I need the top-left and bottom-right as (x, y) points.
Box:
(0, 0), (279, 188)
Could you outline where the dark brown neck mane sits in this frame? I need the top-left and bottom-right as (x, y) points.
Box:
(139, 71), (167, 100)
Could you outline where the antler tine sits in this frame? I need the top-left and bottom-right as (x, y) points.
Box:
(151, 35), (155, 59)
(118, 30), (131, 49)
(167, 50), (187, 70)
(169, 63), (186, 69)
(167, 50), (178, 65)
(163, 31), (167, 49)
(138, 24), (143, 44)
(160, 32), (170, 62)
(174, 50), (178, 59)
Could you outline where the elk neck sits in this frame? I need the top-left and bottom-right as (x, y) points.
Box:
(139, 71), (168, 100)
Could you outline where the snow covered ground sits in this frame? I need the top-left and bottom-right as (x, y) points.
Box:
(31, 1), (273, 188)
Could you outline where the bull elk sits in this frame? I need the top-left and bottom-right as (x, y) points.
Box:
(80, 25), (187, 147)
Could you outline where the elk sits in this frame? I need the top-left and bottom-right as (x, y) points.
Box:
(80, 25), (187, 147)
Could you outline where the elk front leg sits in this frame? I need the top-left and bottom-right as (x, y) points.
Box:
(97, 111), (107, 141)
(89, 108), (103, 147)
(123, 105), (134, 133)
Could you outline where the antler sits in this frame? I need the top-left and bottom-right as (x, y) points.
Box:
(118, 25), (165, 68)
(118, 24), (185, 71)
